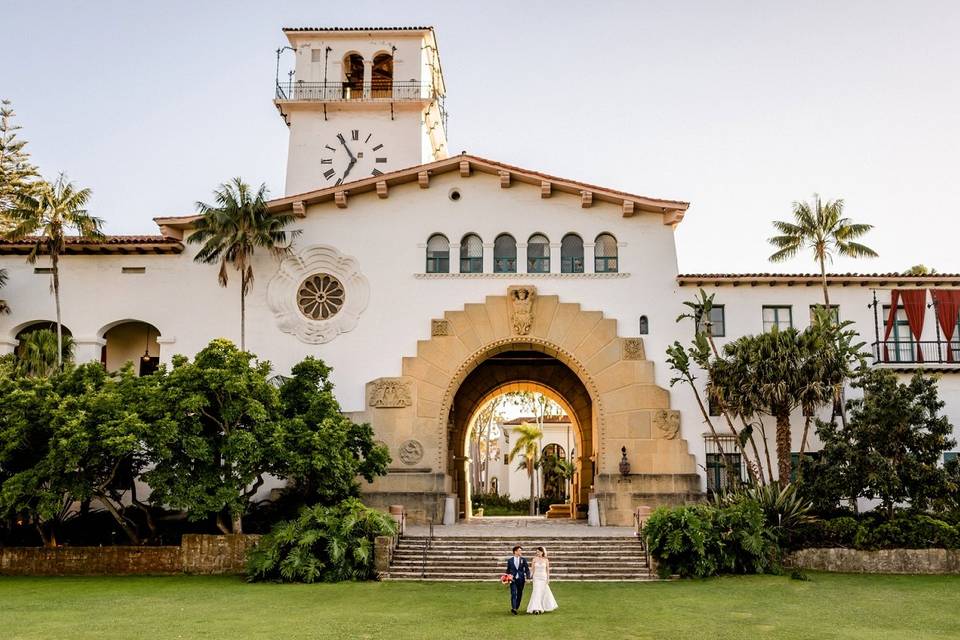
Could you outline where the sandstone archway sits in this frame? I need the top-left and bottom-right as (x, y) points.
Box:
(356, 286), (700, 525)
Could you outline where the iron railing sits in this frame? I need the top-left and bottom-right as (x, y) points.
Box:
(871, 340), (960, 366)
(276, 80), (434, 102)
(420, 518), (434, 579)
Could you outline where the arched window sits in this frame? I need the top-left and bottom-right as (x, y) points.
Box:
(594, 233), (618, 273)
(561, 233), (584, 273)
(494, 234), (517, 273)
(527, 233), (550, 273)
(639, 315), (649, 335)
(342, 53), (364, 99)
(372, 53), (393, 98)
(460, 233), (483, 273)
(426, 234), (449, 273)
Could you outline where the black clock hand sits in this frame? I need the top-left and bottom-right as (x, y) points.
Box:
(342, 156), (357, 180)
(338, 135), (356, 162)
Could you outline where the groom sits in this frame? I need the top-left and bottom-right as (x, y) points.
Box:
(505, 545), (531, 615)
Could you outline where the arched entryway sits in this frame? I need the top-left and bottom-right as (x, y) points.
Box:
(358, 286), (700, 526)
(98, 320), (161, 376)
(451, 349), (594, 518)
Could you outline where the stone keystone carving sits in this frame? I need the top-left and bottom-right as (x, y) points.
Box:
(622, 338), (645, 360)
(508, 285), (537, 335)
(431, 319), (451, 337)
(653, 409), (681, 440)
(369, 378), (413, 408)
(398, 439), (425, 465)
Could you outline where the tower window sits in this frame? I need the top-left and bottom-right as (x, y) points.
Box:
(372, 52), (394, 98)
(342, 53), (364, 99)
(460, 233), (483, 273)
(594, 233), (618, 273)
(639, 316), (649, 335)
(426, 234), (450, 273)
(527, 233), (550, 273)
(494, 234), (517, 273)
(561, 233), (584, 273)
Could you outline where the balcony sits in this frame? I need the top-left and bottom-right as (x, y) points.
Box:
(275, 80), (436, 103)
(871, 340), (960, 368)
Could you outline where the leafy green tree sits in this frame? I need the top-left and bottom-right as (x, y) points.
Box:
(0, 99), (39, 221)
(768, 195), (877, 306)
(274, 357), (390, 506)
(510, 422), (543, 516)
(803, 369), (954, 519)
(188, 179), (301, 350)
(709, 327), (839, 483)
(5, 175), (103, 367)
(0, 267), (9, 314)
(14, 328), (74, 377)
(247, 498), (397, 583)
(142, 339), (283, 534)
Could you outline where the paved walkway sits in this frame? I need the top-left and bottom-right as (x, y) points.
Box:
(405, 516), (636, 537)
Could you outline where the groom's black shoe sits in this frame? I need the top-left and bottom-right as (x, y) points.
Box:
(511, 609), (517, 615)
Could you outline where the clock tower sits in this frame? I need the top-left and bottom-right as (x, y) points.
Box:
(275, 27), (449, 195)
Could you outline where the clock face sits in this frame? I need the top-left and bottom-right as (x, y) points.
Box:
(320, 129), (388, 186)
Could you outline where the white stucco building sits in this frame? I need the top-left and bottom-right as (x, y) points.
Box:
(1, 26), (958, 525)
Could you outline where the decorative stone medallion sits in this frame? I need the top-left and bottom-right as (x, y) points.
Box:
(508, 285), (536, 335)
(267, 245), (370, 344)
(369, 378), (413, 408)
(398, 439), (424, 465)
(431, 319), (451, 336)
(653, 409), (680, 439)
(622, 338), (645, 360)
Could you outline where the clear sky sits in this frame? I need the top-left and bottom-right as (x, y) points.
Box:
(3, 1), (958, 274)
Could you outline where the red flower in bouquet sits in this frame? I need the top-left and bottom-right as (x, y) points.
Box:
(500, 574), (513, 585)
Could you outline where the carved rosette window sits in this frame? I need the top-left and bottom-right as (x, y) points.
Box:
(297, 274), (345, 320)
(267, 245), (370, 344)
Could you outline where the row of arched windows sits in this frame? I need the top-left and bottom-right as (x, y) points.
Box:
(426, 233), (618, 274)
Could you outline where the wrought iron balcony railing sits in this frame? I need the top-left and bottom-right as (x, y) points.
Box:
(871, 340), (960, 366)
(275, 80), (435, 102)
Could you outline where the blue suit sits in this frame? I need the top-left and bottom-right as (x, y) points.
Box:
(506, 556), (530, 611)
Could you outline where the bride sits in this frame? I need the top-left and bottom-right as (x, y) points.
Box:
(526, 546), (558, 614)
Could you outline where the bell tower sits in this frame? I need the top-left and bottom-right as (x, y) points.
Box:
(275, 27), (449, 195)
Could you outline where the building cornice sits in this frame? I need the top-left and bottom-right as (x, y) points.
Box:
(414, 272), (630, 280)
(677, 273), (960, 288)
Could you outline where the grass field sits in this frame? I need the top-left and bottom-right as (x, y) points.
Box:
(1, 573), (958, 639)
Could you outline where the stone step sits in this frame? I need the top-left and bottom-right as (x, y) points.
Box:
(390, 559), (647, 568)
(385, 573), (653, 582)
(392, 552), (646, 561)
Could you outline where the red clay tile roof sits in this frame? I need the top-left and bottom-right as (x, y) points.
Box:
(501, 416), (572, 425)
(0, 235), (183, 255)
(677, 273), (960, 286)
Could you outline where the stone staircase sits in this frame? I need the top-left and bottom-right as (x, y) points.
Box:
(385, 535), (653, 581)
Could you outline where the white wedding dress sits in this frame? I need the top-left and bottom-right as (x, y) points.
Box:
(526, 558), (558, 613)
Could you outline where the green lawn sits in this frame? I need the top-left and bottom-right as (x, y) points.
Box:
(1, 573), (958, 639)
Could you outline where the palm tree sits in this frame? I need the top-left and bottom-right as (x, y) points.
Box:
(188, 179), (301, 350)
(15, 328), (75, 377)
(510, 422), (543, 516)
(768, 195), (878, 307)
(0, 268), (9, 314)
(5, 175), (103, 367)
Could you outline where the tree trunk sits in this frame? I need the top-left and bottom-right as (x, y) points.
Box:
(99, 494), (141, 545)
(483, 413), (493, 494)
(215, 512), (231, 535)
(819, 257), (831, 309)
(240, 274), (246, 351)
(232, 508), (243, 534)
(776, 411), (792, 484)
(52, 252), (63, 368)
(528, 460), (535, 516)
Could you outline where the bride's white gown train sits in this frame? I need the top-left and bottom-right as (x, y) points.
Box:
(525, 559), (558, 613)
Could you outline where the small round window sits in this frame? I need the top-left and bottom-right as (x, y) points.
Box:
(297, 274), (345, 320)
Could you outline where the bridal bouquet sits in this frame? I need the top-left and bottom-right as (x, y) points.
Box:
(500, 574), (513, 585)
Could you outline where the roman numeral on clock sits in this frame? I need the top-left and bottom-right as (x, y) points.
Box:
(321, 158), (332, 164)
(351, 130), (359, 141)
(325, 145), (336, 152)
(371, 168), (384, 177)
(364, 133), (372, 143)
(375, 157), (388, 163)
(323, 169), (336, 180)
(372, 144), (383, 151)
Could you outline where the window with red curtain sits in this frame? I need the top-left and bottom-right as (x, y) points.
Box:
(898, 289), (927, 362)
(931, 289), (960, 363)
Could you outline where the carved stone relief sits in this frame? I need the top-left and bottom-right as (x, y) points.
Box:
(508, 285), (536, 335)
(398, 439), (425, 465)
(622, 338), (645, 360)
(653, 409), (681, 440)
(431, 319), (451, 336)
(369, 378), (413, 408)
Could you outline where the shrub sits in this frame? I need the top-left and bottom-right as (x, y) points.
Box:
(854, 513), (959, 550)
(246, 498), (397, 583)
(644, 499), (778, 578)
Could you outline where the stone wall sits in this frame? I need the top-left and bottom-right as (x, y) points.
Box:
(0, 535), (260, 576)
(787, 548), (960, 574)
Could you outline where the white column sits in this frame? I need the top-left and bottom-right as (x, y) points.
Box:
(157, 336), (177, 367)
(363, 60), (373, 98)
(73, 337), (106, 364)
(0, 339), (17, 356)
(517, 243), (528, 274)
(483, 243), (494, 273)
(449, 243), (461, 274)
(549, 242), (561, 274)
(584, 242), (596, 274)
